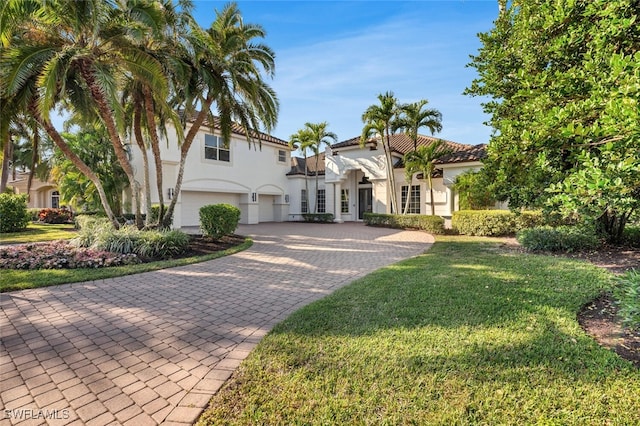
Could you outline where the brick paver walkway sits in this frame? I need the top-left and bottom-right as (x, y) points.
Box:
(1, 223), (433, 425)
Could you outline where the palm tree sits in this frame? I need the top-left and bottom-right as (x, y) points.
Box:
(162, 2), (279, 228)
(394, 99), (443, 151)
(362, 92), (400, 213)
(289, 128), (313, 214)
(403, 141), (452, 216)
(1, 0), (171, 227)
(301, 122), (337, 213)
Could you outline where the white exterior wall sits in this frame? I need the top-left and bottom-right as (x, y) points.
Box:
(129, 123), (291, 228)
(325, 142), (487, 220)
(287, 175), (327, 220)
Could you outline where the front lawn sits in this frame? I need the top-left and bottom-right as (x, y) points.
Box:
(0, 222), (77, 244)
(198, 235), (640, 425)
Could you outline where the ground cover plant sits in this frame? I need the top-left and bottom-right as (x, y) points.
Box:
(198, 236), (640, 425)
(0, 236), (250, 293)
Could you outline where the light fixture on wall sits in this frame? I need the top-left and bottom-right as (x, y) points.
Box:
(251, 192), (257, 202)
(285, 194), (289, 203)
(167, 188), (175, 200)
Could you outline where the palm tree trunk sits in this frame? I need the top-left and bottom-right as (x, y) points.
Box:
(314, 155), (320, 214)
(304, 153), (309, 213)
(163, 95), (215, 229)
(428, 175), (435, 216)
(26, 126), (39, 203)
(133, 102), (152, 227)
(36, 113), (119, 228)
(1, 132), (11, 193)
(79, 65), (142, 228)
(143, 86), (165, 226)
(383, 132), (398, 214)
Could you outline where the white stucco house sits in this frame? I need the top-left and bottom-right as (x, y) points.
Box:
(129, 117), (293, 227)
(130, 116), (487, 228)
(7, 171), (61, 210)
(288, 134), (487, 223)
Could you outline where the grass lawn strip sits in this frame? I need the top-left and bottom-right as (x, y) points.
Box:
(0, 238), (252, 292)
(198, 236), (640, 425)
(0, 223), (77, 244)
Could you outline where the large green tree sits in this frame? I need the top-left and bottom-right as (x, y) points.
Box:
(466, 0), (640, 241)
(51, 125), (128, 215)
(289, 128), (314, 213)
(394, 99), (443, 152)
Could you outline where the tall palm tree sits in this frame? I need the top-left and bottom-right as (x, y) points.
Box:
(289, 128), (313, 214)
(362, 92), (400, 213)
(403, 140), (452, 216)
(162, 2), (279, 228)
(1, 0), (170, 227)
(394, 99), (443, 151)
(303, 122), (337, 213)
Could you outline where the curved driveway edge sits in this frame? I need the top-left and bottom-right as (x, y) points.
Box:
(1, 223), (433, 425)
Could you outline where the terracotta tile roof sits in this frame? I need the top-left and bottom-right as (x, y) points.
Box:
(332, 133), (469, 156)
(287, 153), (325, 176)
(331, 134), (486, 166)
(434, 144), (487, 164)
(179, 110), (289, 147)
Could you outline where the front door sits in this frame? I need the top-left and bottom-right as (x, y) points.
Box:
(358, 188), (372, 219)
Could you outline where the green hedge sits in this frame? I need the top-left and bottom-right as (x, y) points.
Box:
(451, 210), (545, 236)
(302, 213), (334, 223)
(0, 194), (30, 233)
(516, 226), (602, 253)
(199, 203), (241, 239)
(364, 213), (445, 234)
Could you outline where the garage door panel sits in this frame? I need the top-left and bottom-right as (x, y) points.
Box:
(259, 195), (275, 222)
(181, 192), (240, 227)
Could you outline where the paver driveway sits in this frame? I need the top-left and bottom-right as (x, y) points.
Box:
(1, 223), (433, 425)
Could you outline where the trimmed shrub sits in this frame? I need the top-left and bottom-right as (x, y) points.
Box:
(613, 269), (639, 331)
(516, 226), (602, 253)
(0, 194), (30, 233)
(302, 213), (335, 223)
(364, 213), (445, 234)
(27, 208), (40, 221)
(199, 204), (241, 239)
(452, 210), (515, 236)
(38, 208), (73, 224)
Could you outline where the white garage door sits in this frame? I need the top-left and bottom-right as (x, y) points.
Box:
(181, 191), (240, 227)
(259, 195), (275, 222)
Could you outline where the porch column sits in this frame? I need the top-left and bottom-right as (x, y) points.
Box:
(333, 181), (343, 223)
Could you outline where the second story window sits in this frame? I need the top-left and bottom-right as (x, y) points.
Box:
(204, 134), (230, 162)
(278, 149), (287, 163)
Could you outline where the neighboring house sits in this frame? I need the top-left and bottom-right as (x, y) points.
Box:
(129, 117), (292, 228)
(317, 134), (488, 222)
(7, 171), (60, 210)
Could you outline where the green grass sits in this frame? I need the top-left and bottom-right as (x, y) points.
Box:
(0, 238), (252, 293)
(198, 235), (640, 425)
(0, 222), (78, 244)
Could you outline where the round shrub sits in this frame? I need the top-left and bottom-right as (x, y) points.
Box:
(38, 208), (73, 224)
(516, 226), (602, 253)
(0, 193), (30, 233)
(199, 204), (241, 239)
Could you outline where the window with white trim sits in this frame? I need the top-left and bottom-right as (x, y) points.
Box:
(317, 189), (326, 213)
(204, 134), (230, 162)
(301, 189), (308, 213)
(401, 185), (421, 214)
(341, 189), (349, 213)
(278, 149), (287, 163)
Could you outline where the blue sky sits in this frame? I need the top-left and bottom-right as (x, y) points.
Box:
(193, 0), (499, 146)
